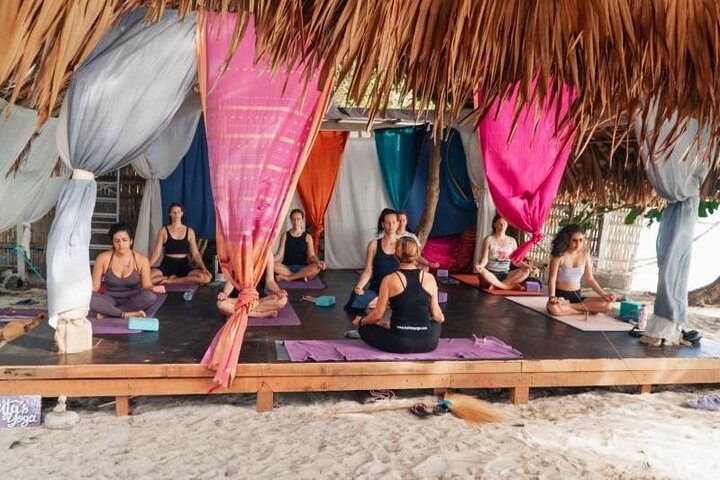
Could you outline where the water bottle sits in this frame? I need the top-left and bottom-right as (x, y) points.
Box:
(183, 290), (194, 302)
(637, 305), (647, 330)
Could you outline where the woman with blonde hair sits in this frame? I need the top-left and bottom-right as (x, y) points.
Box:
(353, 237), (445, 353)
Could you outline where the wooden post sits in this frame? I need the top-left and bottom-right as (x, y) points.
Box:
(510, 386), (530, 404)
(415, 139), (441, 245)
(115, 396), (130, 416)
(433, 387), (447, 396)
(638, 384), (652, 395)
(256, 383), (274, 412)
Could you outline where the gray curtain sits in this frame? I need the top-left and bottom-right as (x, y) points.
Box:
(46, 9), (197, 337)
(635, 104), (715, 344)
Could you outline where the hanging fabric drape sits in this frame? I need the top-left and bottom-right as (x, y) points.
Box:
(635, 102), (715, 344)
(405, 133), (476, 237)
(199, 13), (330, 387)
(0, 103), (69, 232)
(45, 9), (197, 353)
(325, 137), (392, 269)
(442, 129), (476, 211)
(296, 131), (348, 246)
(457, 126), (495, 266)
(477, 80), (577, 262)
(160, 117), (216, 240)
(374, 126), (424, 210)
(133, 93), (202, 255)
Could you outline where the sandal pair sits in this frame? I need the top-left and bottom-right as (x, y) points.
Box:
(409, 402), (450, 418)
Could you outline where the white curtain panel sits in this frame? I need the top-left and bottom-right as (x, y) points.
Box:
(132, 93), (202, 255)
(0, 103), (69, 232)
(325, 137), (392, 269)
(457, 126), (495, 266)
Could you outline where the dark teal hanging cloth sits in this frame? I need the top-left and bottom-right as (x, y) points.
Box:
(161, 117), (216, 239)
(442, 128), (476, 211)
(374, 126), (424, 210)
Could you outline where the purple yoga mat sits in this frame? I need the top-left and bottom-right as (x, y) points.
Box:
(248, 303), (301, 327)
(276, 277), (325, 290)
(89, 294), (167, 335)
(283, 335), (522, 362)
(162, 283), (200, 293)
(0, 307), (45, 318)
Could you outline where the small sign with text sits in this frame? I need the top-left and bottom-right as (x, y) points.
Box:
(0, 395), (42, 428)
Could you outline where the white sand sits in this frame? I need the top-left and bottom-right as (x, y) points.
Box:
(0, 296), (719, 479)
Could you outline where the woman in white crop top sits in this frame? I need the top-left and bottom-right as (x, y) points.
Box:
(475, 214), (538, 290)
(546, 224), (616, 316)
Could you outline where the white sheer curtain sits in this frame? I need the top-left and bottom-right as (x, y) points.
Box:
(132, 94), (202, 255)
(0, 102), (70, 232)
(457, 126), (495, 266)
(325, 136), (392, 269)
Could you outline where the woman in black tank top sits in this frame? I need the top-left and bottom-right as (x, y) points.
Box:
(353, 237), (445, 353)
(273, 209), (325, 282)
(149, 203), (211, 285)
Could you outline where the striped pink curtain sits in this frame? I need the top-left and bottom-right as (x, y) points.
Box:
(199, 13), (330, 387)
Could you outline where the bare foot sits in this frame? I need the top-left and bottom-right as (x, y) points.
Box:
(95, 313), (106, 319)
(276, 274), (290, 282)
(122, 310), (146, 318)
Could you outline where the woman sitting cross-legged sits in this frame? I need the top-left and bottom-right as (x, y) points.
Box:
(217, 255), (288, 318)
(475, 214), (538, 290)
(546, 224), (616, 316)
(90, 223), (165, 319)
(149, 202), (212, 285)
(274, 209), (325, 282)
(352, 237), (445, 353)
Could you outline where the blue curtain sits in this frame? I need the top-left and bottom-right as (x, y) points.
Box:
(161, 118), (215, 239)
(405, 132), (477, 236)
(443, 128), (476, 211)
(374, 126), (424, 210)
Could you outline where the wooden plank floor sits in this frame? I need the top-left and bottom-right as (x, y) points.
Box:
(2, 270), (719, 414)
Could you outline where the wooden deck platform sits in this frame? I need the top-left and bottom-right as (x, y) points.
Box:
(2, 270), (719, 415)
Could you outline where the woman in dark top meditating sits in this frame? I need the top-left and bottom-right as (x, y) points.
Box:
(348, 208), (401, 310)
(353, 237), (445, 353)
(546, 224), (616, 316)
(274, 209), (325, 282)
(90, 223), (165, 319)
(149, 202), (211, 285)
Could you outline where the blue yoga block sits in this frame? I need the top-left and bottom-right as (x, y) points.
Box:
(436, 269), (449, 279)
(525, 281), (542, 293)
(128, 317), (159, 332)
(315, 295), (336, 307)
(438, 291), (448, 303)
(619, 301), (642, 320)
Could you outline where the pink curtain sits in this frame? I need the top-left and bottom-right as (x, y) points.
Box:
(199, 14), (330, 387)
(477, 81), (576, 261)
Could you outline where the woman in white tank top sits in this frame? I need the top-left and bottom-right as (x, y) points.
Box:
(546, 224), (616, 316)
(475, 214), (539, 290)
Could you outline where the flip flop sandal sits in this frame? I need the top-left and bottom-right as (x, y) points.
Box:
(682, 330), (703, 342)
(410, 403), (433, 418)
(369, 390), (396, 402)
(432, 403), (450, 416)
(686, 394), (720, 411)
(629, 326), (645, 338)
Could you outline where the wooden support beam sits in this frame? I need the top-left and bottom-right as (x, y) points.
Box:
(256, 383), (274, 412)
(638, 384), (652, 395)
(115, 395), (130, 416)
(510, 386), (529, 404)
(433, 388), (447, 396)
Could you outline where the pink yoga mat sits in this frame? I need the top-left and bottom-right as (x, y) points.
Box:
(276, 277), (325, 290)
(89, 294), (167, 335)
(283, 335), (522, 361)
(248, 303), (301, 327)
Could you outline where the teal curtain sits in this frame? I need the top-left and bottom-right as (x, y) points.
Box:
(374, 126), (424, 209)
(443, 129), (476, 211)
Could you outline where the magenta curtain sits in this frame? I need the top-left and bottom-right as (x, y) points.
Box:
(200, 14), (330, 387)
(476, 81), (577, 261)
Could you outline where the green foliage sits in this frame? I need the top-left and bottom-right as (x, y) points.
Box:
(624, 199), (719, 227)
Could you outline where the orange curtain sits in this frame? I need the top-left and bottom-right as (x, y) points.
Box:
(297, 131), (348, 246)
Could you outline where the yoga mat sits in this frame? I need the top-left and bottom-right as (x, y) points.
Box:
(248, 303), (301, 327)
(451, 273), (541, 296)
(162, 283), (200, 293)
(283, 335), (522, 362)
(89, 294), (167, 335)
(0, 307), (46, 318)
(505, 296), (631, 332)
(276, 276), (326, 289)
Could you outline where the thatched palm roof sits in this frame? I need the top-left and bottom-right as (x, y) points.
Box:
(1, 0), (719, 202)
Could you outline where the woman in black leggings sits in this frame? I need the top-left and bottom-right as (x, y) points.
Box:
(353, 237), (445, 353)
